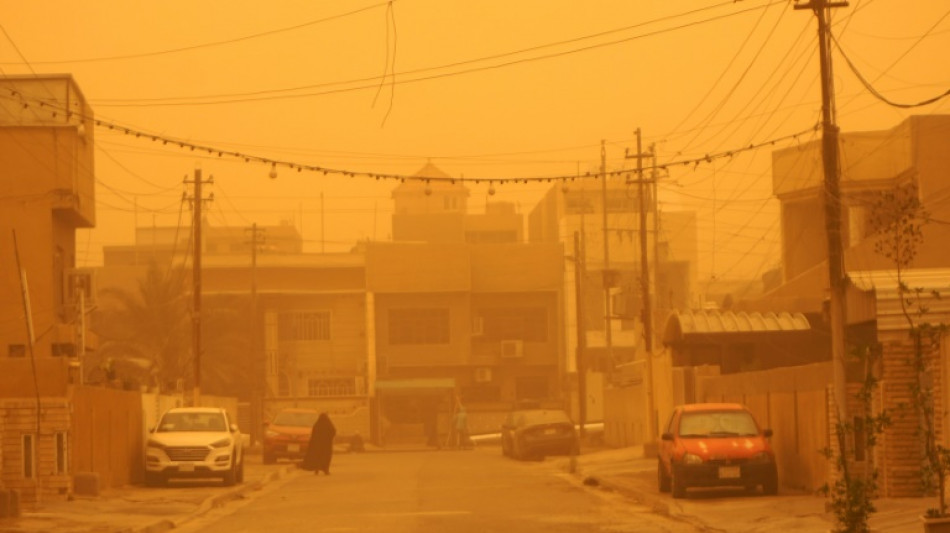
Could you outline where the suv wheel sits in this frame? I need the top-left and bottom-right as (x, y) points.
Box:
(145, 471), (164, 487)
(763, 468), (778, 495)
(262, 451), (276, 465)
(222, 463), (237, 486)
(657, 460), (671, 493)
(671, 469), (687, 499)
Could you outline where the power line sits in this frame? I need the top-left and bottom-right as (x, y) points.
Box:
(88, 1), (785, 108)
(0, 2), (395, 66)
(831, 33), (950, 109)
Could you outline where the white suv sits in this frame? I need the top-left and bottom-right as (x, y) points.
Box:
(145, 407), (244, 486)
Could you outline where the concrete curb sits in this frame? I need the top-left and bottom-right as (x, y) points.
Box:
(564, 461), (725, 533)
(133, 465), (296, 533)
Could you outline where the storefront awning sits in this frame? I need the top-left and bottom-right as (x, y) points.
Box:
(374, 378), (456, 393)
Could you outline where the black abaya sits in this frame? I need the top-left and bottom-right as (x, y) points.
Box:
(302, 413), (336, 474)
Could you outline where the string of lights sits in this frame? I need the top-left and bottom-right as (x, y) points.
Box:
(0, 88), (819, 186)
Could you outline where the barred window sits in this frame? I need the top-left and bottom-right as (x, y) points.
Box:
(477, 307), (548, 342)
(308, 378), (355, 397)
(388, 308), (450, 345)
(278, 311), (330, 341)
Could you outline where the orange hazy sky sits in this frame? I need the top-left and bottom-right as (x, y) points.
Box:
(1, 0), (947, 281)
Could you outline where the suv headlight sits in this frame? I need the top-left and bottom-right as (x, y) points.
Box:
(146, 439), (166, 450)
(210, 438), (233, 449)
(750, 451), (773, 464)
(682, 453), (703, 465)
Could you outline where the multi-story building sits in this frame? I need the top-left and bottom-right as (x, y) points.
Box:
(369, 163), (564, 445)
(0, 75), (98, 502)
(528, 176), (698, 428)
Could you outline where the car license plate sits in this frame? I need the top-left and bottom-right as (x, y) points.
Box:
(718, 466), (740, 479)
(287, 444), (300, 453)
(178, 463), (195, 473)
(544, 428), (557, 435)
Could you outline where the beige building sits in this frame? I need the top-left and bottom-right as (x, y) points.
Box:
(92, 163), (565, 447)
(528, 176), (698, 432)
(0, 75), (108, 504)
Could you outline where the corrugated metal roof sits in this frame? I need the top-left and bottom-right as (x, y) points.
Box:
(663, 310), (810, 344)
(850, 269), (950, 331)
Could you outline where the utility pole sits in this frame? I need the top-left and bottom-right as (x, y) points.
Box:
(599, 140), (614, 380)
(185, 166), (213, 406)
(625, 129), (657, 444)
(246, 223), (266, 445)
(574, 231), (588, 441)
(795, 0), (849, 438)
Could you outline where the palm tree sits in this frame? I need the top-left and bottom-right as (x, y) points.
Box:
(91, 262), (256, 398)
(91, 263), (192, 390)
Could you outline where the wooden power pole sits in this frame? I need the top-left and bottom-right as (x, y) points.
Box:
(795, 0), (849, 433)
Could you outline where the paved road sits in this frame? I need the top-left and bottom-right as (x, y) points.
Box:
(176, 448), (702, 533)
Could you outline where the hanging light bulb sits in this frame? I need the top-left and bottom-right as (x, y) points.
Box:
(269, 162), (278, 180)
(488, 183), (496, 196)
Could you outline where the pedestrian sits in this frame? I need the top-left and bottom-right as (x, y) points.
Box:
(302, 412), (336, 475)
(453, 405), (470, 449)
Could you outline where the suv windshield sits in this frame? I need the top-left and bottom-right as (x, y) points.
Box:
(158, 412), (228, 432)
(272, 411), (320, 427)
(678, 410), (759, 437)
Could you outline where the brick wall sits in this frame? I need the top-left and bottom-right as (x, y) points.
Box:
(0, 398), (71, 505)
(878, 334), (944, 497)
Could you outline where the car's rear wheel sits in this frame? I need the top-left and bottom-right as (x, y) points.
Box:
(671, 469), (687, 499)
(262, 451), (276, 465)
(657, 460), (671, 493)
(763, 468), (778, 495)
(236, 456), (245, 483)
(144, 471), (164, 488)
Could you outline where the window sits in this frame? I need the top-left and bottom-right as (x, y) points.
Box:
(278, 311), (330, 341)
(515, 376), (549, 400)
(388, 308), (449, 345)
(278, 373), (291, 397)
(308, 378), (356, 397)
(55, 432), (68, 475)
(476, 307), (548, 342)
(461, 385), (501, 402)
(22, 434), (35, 479)
(9, 344), (26, 357)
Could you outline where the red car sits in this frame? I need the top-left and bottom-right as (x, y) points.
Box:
(262, 408), (320, 464)
(658, 403), (777, 498)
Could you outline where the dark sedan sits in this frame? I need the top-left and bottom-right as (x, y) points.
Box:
(503, 409), (579, 460)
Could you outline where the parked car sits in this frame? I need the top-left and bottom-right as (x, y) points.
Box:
(144, 407), (244, 487)
(502, 408), (579, 460)
(658, 403), (777, 498)
(262, 408), (320, 464)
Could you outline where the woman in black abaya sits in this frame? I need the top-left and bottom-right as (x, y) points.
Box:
(302, 412), (336, 475)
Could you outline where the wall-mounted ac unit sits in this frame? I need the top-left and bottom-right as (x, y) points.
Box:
(472, 317), (484, 336)
(67, 269), (97, 307)
(500, 339), (523, 358)
(474, 367), (492, 383)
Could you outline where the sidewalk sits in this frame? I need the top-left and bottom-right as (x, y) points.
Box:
(0, 459), (297, 533)
(556, 445), (930, 533)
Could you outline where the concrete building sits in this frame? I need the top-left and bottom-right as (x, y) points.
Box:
(0, 75), (103, 503)
(692, 114), (950, 495)
(528, 175), (698, 433)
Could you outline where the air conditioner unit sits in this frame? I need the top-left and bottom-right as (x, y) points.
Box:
(474, 367), (492, 383)
(500, 340), (523, 359)
(67, 269), (97, 307)
(472, 317), (484, 336)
